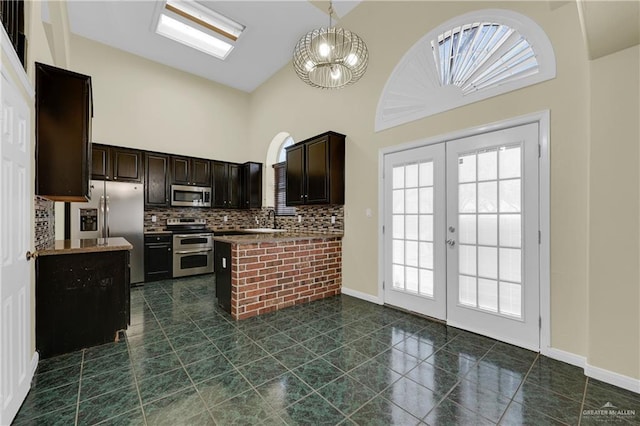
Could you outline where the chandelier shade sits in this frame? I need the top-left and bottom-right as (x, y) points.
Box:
(293, 26), (369, 89)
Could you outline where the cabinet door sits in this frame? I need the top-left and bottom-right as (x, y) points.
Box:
(227, 163), (241, 209)
(285, 145), (305, 206)
(144, 238), (172, 282)
(211, 161), (228, 208)
(214, 241), (232, 313)
(35, 63), (92, 201)
(145, 153), (170, 207)
(91, 144), (110, 180)
(112, 148), (142, 182)
(242, 162), (262, 209)
(192, 159), (211, 186)
(171, 156), (190, 185)
(306, 137), (330, 204)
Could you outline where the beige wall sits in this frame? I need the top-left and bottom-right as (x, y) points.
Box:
(68, 35), (251, 162)
(588, 45), (640, 378)
(249, 1), (591, 359)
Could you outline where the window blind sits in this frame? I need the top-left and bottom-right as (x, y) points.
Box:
(273, 162), (296, 216)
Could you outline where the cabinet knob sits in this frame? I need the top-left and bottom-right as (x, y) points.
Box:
(168, 248), (171, 251)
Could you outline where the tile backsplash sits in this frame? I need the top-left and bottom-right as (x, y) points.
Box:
(35, 196), (55, 250)
(144, 205), (344, 234)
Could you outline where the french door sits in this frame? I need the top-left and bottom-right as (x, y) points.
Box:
(383, 123), (540, 350)
(383, 144), (447, 320)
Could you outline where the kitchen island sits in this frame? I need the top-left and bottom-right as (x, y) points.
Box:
(213, 232), (342, 320)
(36, 237), (132, 358)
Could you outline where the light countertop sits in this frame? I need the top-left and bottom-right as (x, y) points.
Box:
(212, 232), (342, 244)
(37, 237), (133, 257)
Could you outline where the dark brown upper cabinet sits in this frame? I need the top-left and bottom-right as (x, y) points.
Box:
(286, 131), (345, 206)
(145, 152), (170, 207)
(92, 143), (142, 183)
(35, 62), (93, 201)
(242, 162), (263, 209)
(171, 156), (210, 187)
(212, 161), (241, 209)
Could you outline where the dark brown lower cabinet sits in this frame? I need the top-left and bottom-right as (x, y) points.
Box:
(144, 234), (172, 282)
(214, 241), (231, 314)
(36, 250), (130, 359)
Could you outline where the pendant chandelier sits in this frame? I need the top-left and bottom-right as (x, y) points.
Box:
(293, 1), (369, 89)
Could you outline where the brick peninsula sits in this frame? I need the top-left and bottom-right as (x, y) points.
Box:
(212, 232), (342, 320)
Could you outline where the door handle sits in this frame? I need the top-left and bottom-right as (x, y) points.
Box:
(446, 239), (456, 247)
(26, 251), (38, 261)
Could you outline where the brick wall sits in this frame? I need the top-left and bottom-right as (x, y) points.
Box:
(230, 237), (342, 320)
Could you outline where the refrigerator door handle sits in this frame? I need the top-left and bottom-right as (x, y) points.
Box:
(99, 196), (105, 238)
(105, 196), (110, 238)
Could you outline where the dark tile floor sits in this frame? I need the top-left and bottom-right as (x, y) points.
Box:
(12, 275), (640, 425)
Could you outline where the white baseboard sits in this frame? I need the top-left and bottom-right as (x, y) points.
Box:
(585, 363), (640, 394)
(341, 287), (383, 305)
(541, 346), (587, 369)
(541, 347), (640, 394)
(30, 351), (39, 376)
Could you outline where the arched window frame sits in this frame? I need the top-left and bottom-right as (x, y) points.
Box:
(375, 9), (556, 131)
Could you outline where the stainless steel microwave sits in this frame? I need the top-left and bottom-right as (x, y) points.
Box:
(171, 185), (212, 207)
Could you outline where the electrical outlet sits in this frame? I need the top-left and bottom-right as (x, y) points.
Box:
(223, 215), (228, 222)
(331, 215), (336, 224)
(151, 215), (157, 223)
(298, 215), (302, 223)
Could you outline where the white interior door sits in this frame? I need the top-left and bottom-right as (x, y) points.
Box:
(0, 52), (35, 422)
(383, 144), (446, 320)
(446, 123), (540, 350)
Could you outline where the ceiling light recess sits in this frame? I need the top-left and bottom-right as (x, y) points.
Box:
(156, 0), (245, 60)
(293, 1), (369, 89)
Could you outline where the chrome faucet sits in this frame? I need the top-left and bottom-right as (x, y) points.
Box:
(266, 209), (276, 229)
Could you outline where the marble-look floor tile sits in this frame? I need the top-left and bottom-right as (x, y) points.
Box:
(196, 370), (253, 407)
(423, 397), (495, 426)
(76, 384), (140, 425)
(143, 386), (208, 425)
(256, 372), (314, 410)
(349, 358), (402, 393)
(281, 392), (346, 426)
(293, 358), (344, 390)
(317, 375), (378, 416)
(349, 395), (422, 426)
(137, 368), (193, 405)
(208, 389), (277, 424)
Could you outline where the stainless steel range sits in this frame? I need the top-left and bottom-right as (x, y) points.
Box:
(165, 218), (214, 278)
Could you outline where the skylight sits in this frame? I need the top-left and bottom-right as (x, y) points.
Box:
(432, 23), (539, 95)
(156, 0), (245, 60)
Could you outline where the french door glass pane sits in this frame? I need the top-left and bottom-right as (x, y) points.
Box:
(457, 145), (523, 319)
(391, 160), (435, 297)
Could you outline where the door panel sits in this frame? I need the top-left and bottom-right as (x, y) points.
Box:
(306, 138), (329, 203)
(383, 143), (446, 320)
(285, 145), (304, 206)
(446, 123), (539, 350)
(0, 66), (33, 424)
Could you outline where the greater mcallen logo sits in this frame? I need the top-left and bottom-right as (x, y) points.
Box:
(583, 402), (636, 422)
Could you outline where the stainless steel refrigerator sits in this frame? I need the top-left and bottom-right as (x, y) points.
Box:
(70, 180), (144, 284)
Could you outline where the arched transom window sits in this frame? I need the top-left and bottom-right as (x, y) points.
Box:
(375, 9), (556, 131)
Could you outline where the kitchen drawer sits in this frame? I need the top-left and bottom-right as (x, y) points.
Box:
(144, 234), (172, 244)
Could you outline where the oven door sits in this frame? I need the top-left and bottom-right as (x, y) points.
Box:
(172, 233), (214, 277)
(173, 248), (213, 278)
